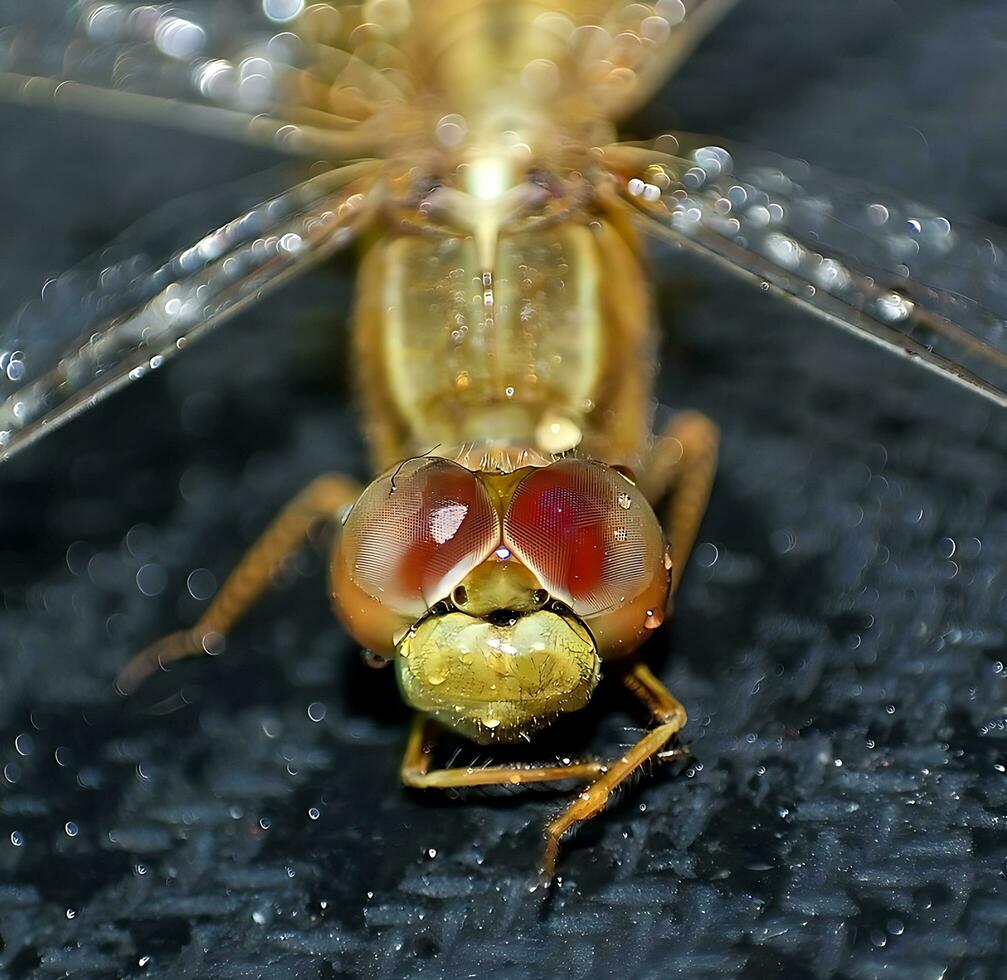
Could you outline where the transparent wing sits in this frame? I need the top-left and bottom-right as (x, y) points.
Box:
(608, 134), (1007, 407)
(0, 160), (379, 461)
(0, 1), (407, 157)
(557, 0), (738, 120)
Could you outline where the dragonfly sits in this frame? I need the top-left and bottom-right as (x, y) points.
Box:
(2, 0), (1007, 887)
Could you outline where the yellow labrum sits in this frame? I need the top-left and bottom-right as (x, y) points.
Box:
(396, 610), (601, 743)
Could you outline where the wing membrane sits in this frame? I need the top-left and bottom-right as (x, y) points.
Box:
(611, 134), (1007, 406)
(0, 161), (378, 461)
(0, 1), (400, 157)
(587, 0), (739, 119)
(0, 2), (738, 147)
(547, 0), (737, 120)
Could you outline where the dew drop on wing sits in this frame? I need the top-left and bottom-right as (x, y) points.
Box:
(629, 134), (1007, 408)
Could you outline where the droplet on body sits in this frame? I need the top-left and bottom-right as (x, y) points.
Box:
(535, 414), (582, 454)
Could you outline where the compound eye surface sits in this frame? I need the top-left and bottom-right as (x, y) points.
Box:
(333, 458), (499, 652)
(504, 459), (665, 619)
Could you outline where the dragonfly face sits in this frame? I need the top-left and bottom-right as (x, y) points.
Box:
(331, 455), (670, 741)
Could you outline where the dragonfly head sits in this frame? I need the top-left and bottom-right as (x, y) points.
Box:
(331, 455), (670, 742)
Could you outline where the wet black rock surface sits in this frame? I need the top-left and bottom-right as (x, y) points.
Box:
(0, 2), (1005, 977)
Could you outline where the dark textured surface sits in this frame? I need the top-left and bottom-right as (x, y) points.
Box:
(1, 2), (1007, 977)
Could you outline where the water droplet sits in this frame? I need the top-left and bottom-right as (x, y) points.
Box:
(308, 807), (320, 820)
(307, 702), (327, 722)
(644, 609), (664, 629)
(186, 567), (216, 601)
(361, 649), (391, 669)
(484, 718), (501, 729)
(64, 821), (79, 838)
(428, 673), (447, 686)
(536, 414), (582, 454)
(10, 831), (23, 846)
(618, 492), (632, 510)
(435, 112), (467, 147)
(136, 563), (167, 597)
(663, 548), (673, 571)
(263, 0), (305, 23)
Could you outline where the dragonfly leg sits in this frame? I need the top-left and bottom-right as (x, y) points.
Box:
(645, 411), (719, 596)
(536, 659), (689, 889)
(116, 474), (360, 694)
(400, 714), (610, 789)
(399, 662), (690, 890)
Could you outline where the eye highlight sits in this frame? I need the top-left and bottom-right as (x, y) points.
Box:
(332, 458), (499, 652)
(503, 460), (666, 620)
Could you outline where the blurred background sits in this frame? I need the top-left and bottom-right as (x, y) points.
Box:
(0, 1), (1006, 976)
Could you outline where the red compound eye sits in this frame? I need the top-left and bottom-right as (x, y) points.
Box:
(333, 458), (499, 652)
(504, 460), (665, 619)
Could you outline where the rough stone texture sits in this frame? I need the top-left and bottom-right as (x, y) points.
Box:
(0, 2), (1006, 977)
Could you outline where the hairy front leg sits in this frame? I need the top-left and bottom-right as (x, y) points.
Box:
(645, 410), (720, 595)
(398, 661), (690, 890)
(400, 715), (610, 790)
(535, 659), (688, 888)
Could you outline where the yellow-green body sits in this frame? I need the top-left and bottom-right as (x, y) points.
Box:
(355, 208), (655, 473)
(337, 1), (685, 741)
